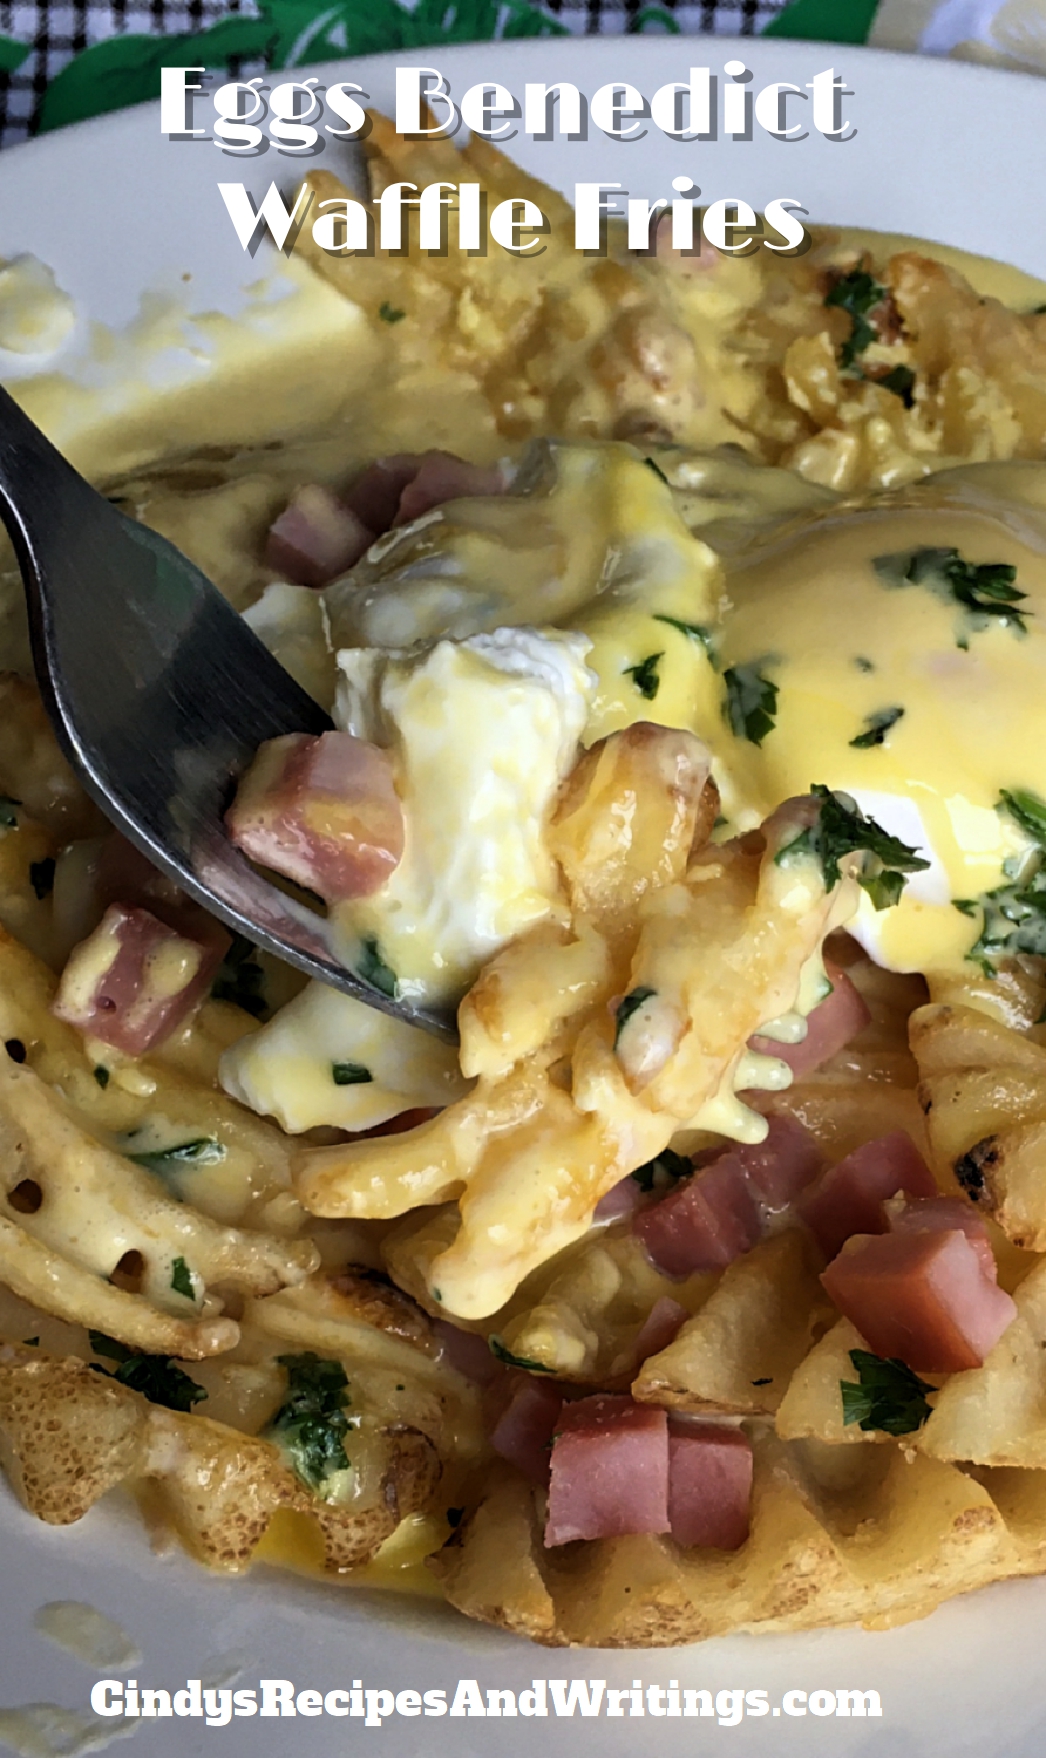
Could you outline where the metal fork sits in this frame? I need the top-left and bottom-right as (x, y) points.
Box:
(0, 385), (454, 1041)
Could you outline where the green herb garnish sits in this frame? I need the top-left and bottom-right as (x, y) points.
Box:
(331, 1062), (373, 1086)
(378, 301), (406, 324)
(875, 363), (916, 408)
(853, 656), (875, 673)
(93, 1066), (110, 1089)
(873, 546), (1028, 644)
(849, 706), (905, 749)
(269, 1353), (352, 1494)
(488, 1336), (552, 1373)
(210, 933), (268, 1019)
(840, 1348), (934, 1436)
(631, 1147), (692, 1193)
(88, 1332), (207, 1413)
(170, 1257), (195, 1300)
(28, 858), (55, 900)
(777, 784), (930, 910)
(23, 1338), (39, 1347)
(955, 788), (1046, 971)
(623, 652), (663, 701)
(0, 797), (19, 829)
(357, 936), (398, 999)
(614, 986), (657, 1047)
(125, 1137), (226, 1178)
(644, 456), (670, 486)
(723, 664), (778, 746)
(824, 268), (890, 368)
(653, 614), (717, 659)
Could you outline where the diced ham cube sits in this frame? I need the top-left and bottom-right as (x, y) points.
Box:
(731, 1115), (824, 1211)
(491, 1378), (564, 1486)
(633, 1118), (821, 1279)
(433, 1320), (506, 1388)
(800, 1131), (938, 1261)
(635, 1152), (761, 1278)
(632, 1296), (689, 1365)
(53, 902), (229, 1055)
(667, 1423), (753, 1551)
(749, 965), (871, 1080)
(344, 452), (504, 535)
(593, 1175), (646, 1226)
(225, 730), (403, 904)
(266, 483), (376, 586)
(821, 1229), (1017, 1374)
(886, 1195), (997, 1281)
(545, 1396), (669, 1546)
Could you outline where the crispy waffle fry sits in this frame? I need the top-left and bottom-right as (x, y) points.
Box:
(0, 1059), (317, 1357)
(912, 978), (1046, 1248)
(0, 1344), (439, 1571)
(633, 1230), (834, 1417)
(432, 1433), (1019, 1646)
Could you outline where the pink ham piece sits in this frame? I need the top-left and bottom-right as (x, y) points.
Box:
(393, 453), (503, 525)
(886, 1194), (997, 1281)
(634, 1116), (822, 1278)
(667, 1423), (753, 1551)
(592, 1175), (646, 1226)
(749, 965), (871, 1080)
(433, 1321), (507, 1389)
(265, 484), (376, 586)
(545, 1396), (669, 1546)
(225, 730), (403, 904)
(491, 1378), (564, 1486)
(53, 903), (229, 1056)
(632, 1296), (689, 1366)
(800, 1131), (938, 1261)
(821, 1228), (1017, 1374)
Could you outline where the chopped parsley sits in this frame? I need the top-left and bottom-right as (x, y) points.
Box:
(211, 934), (268, 1019)
(269, 1353), (352, 1494)
(873, 546), (1029, 645)
(723, 664), (778, 746)
(88, 1332), (207, 1412)
(170, 1256), (195, 1300)
(875, 363), (916, 408)
(840, 1348), (934, 1436)
(125, 1137), (226, 1178)
(653, 614), (717, 659)
(613, 986), (657, 1047)
(853, 656), (875, 673)
(849, 706), (905, 749)
(623, 652), (663, 701)
(357, 936), (398, 999)
(644, 456), (670, 486)
(23, 1337), (39, 1347)
(631, 1147), (692, 1193)
(954, 788), (1046, 971)
(777, 785), (930, 911)
(488, 1336), (552, 1373)
(751, 1376), (772, 1386)
(0, 797), (19, 829)
(378, 301), (406, 324)
(331, 1061), (373, 1086)
(824, 268), (890, 368)
(28, 858), (55, 900)
(93, 1066), (110, 1089)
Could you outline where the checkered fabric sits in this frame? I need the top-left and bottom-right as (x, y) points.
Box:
(0, 0), (788, 149)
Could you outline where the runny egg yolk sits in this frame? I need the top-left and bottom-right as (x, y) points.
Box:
(708, 477), (1046, 973)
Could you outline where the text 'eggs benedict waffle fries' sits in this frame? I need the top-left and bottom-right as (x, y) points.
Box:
(7, 119), (1046, 1647)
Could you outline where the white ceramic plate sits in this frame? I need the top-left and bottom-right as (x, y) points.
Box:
(2, 38), (1046, 1757)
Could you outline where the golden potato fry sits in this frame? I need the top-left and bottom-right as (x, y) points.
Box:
(0, 1344), (439, 1572)
(775, 1318), (885, 1446)
(0, 1060), (316, 1357)
(633, 1231), (833, 1416)
(912, 996), (1046, 1247)
(917, 1257), (1046, 1467)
